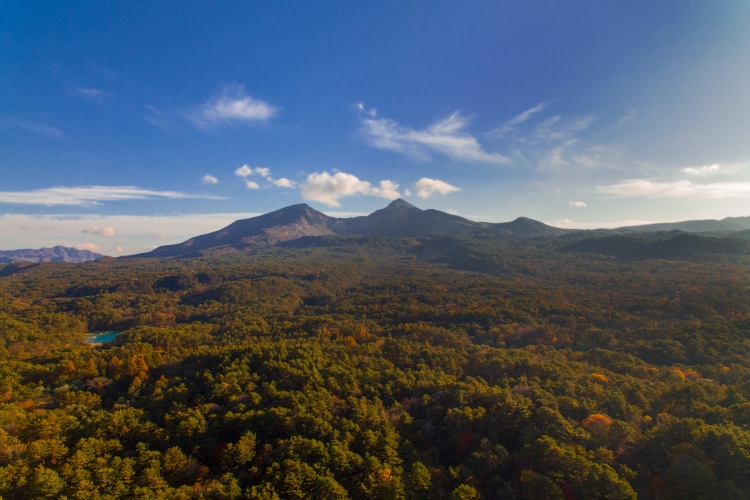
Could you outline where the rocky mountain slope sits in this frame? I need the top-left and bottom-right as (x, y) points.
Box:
(142, 204), (334, 258)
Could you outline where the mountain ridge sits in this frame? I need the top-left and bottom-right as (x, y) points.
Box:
(0, 246), (103, 263)
(134, 199), (566, 258)
(614, 215), (750, 233)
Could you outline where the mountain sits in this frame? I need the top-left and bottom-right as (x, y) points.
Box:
(615, 215), (750, 233)
(0, 246), (103, 263)
(135, 199), (566, 258)
(492, 216), (568, 237)
(141, 204), (334, 258)
(328, 199), (491, 237)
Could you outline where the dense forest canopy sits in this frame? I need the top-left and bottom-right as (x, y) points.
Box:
(1, 234), (750, 499)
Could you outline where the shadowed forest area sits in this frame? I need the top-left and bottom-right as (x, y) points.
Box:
(2, 236), (750, 499)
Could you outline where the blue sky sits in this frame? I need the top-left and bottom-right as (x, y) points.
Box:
(2, 1), (750, 254)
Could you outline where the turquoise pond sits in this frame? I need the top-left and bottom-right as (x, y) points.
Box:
(86, 332), (120, 344)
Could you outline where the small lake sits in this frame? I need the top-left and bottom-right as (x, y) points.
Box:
(86, 331), (120, 344)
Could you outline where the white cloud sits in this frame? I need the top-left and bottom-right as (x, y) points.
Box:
(75, 242), (101, 252)
(300, 172), (373, 207)
(190, 85), (277, 127)
(413, 178), (461, 199)
(491, 102), (547, 136)
(361, 112), (511, 165)
(235, 165), (296, 189)
(597, 179), (750, 199)
(113, 246), (124, 253)
(201, 174), (219, 184)
(370, 180), (401, 200)
(569, 201), (587, 208)
(254, 167), (271, 179)
(235, 164), (254, 177)
(300, 171), (400, 207)
(272, 178), (296, 188)
(0, 186), (223, 206)
(682, 163), (721, 176)
(404, 189), (412, 196)
(235, 165), (263, 189)
(82, 226), (116, 237)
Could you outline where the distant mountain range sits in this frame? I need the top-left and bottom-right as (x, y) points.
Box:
(136, 199), (567, 258)
(0, 246), (102, 263)
(4, 203), (749, 264)
(615, 216), (750, 233)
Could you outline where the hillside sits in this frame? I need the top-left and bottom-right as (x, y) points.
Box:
(562, 233), (750, 261)
(139, 204), (334, 258)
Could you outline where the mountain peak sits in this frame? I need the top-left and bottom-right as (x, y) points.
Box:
(385, 199), (419, 210)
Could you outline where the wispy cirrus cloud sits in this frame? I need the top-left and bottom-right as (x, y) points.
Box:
(0, 118), (64, 140)
(513, 114), (628, 175)
(189, 85), (278, 129)
(76, 88), (110, 100)
(490, 102), (547, 136)
(360, 111), (511, 165)
(597, 179), (750, 199)
(144, 106), (181, 133)
(0, 186), (224, 206)
(357, 104), (619, 174)
(300, 171), (400, 207)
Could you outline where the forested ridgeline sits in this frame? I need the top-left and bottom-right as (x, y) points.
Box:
(1, 240), (750, 499)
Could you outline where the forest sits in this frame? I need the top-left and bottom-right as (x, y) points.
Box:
(1, 234), (750, 499)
